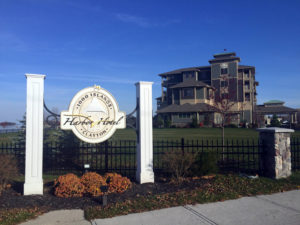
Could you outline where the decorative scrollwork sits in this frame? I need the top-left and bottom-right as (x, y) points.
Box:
(44, 101), (60, 128)
(126, 102), (138, 130)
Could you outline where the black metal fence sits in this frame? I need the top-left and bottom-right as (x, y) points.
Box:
(154, 138), (262, 175)
(0, 129), (21, 134)
(0, 138), (265, 179)
(291, 137), (300, 171)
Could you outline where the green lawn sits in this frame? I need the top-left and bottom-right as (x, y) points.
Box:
(111, 128), (300, 141)
(1, 128), (300, 144)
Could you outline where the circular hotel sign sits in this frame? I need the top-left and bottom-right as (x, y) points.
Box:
(61, 85), (126, 143)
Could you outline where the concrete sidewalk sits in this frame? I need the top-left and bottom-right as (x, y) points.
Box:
(20, 190), (300, 225)
(92, 190), (300, 225)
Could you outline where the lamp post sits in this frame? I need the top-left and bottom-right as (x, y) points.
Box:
(100, 185), (108, 206)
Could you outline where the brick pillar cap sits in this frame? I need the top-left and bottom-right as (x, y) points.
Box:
(257, 127), (294, 133)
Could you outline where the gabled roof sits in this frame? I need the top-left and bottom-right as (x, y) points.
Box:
(157, 103), (217, 113)
(159, 64), (255, 77)
(255, 105), (297, 114)
(159, 66), (210, 76)
(170, 80), (211, 89)
(238, 65), (255, 69)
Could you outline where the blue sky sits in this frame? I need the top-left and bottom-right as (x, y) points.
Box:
(1, 0), (300, 123)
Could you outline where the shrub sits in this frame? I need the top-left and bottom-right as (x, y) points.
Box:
(104, 173), (132, 194)
(190, 116), (199, 128)
(191, 151), (219, 176)
(0, 154), (19, 195)
(164, 118), (172, 128)
(270, 114), (281, 127)
(54, 173), (84, 198)
(162, 151), (196, 182)
(80, 172), (107, 196)
(225, 124), (238, 128)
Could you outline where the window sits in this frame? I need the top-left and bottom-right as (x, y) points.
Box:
(221, 80), (228, 87)
(245, 81), (250, 89)
(182, 88), (194, 98)
(220, 63), (228, 75)
(244, 70), (250, 78)
(221, 68), (228, 74)
(221, 93), (229, 99)
(245, 93), (250, 101)
(179, 113), (191, 118)
(206, 88), (210, 100)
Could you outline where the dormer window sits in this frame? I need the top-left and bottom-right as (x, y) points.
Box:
(220, 63), (228, 75)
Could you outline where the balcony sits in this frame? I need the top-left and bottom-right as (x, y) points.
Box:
(162, 79), (181, 87)
(157, 102), (168, 110)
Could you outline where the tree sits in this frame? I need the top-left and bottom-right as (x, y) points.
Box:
(16, 114), (26, 146)
(153, 115), (164, 128)
(164, 117), (172, 128)
(190, 116), (199, 128)
(270, 114), (281, 127)
(209, 75), (239, 156)
(56, 130), (82, 171)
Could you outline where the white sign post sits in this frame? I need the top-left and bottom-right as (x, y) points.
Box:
(135, 82), (154, 184)
(24, 74), (45, 195)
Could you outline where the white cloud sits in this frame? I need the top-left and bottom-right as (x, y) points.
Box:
(115, 13), (150, 27)
(47, 74), (137, 85)
(0, 33), (28, 52)
(114, 13), (180, 28)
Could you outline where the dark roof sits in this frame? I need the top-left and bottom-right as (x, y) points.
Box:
(159, 64), (255, 77)
(157, 103), (217, 113)
(209, 57), (240, 64)
(238, 65), (255, 69)
(170, 80), (211, 89)
(159, 66), (210, 76)
(255, 105), (297, 114)
(213, 52), (236, 58)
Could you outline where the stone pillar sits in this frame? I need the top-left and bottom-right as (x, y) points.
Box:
(24, 74), (46, 195)
(135, 82), (154, 184)
(257, 127), (294, 179)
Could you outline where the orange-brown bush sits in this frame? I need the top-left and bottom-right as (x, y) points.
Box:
(0, 154), (19, 195)
(54, 173), (84, 198)
(104, 173), (131, 194)
(80, 172), (107, 196)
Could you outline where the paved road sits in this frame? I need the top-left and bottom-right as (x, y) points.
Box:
(20, 190), (300, 225)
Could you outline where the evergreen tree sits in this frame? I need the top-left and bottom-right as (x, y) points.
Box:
(270, 114), (281, 127)
(16, 114), (26, 146)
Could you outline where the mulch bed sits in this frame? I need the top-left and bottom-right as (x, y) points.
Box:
(0, 177), (211, 211)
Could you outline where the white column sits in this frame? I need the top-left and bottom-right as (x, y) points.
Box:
(135, 82), (154, 184)
(24, 74), (46, 195)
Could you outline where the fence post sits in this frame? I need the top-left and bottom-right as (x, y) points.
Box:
(181, 138), (185, 156)
(105, 141), (108, 172)
(257, 127), (294, 179)
(24, 74), (45, 195)
(135, 82), (154, 184)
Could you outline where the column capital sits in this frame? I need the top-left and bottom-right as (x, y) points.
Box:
(135, 81), (153, 86)
(25, 74), (46, 79)
(257, 127), (294, 133)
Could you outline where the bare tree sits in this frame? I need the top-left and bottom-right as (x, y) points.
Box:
(209, 75), (239, 153)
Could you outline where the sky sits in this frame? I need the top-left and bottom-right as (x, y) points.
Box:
(1, 0), (300, 124)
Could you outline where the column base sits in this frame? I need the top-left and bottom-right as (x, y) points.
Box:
(136, 170), (154, 184)
(24, 181), (43, 195)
